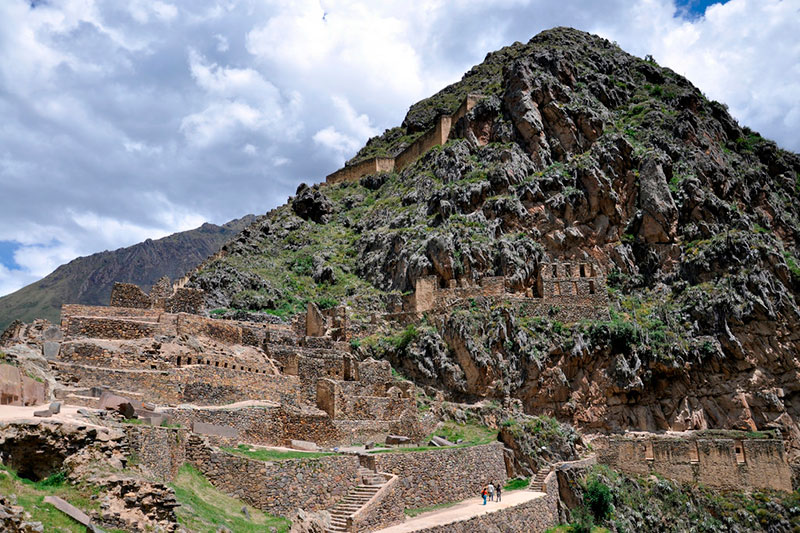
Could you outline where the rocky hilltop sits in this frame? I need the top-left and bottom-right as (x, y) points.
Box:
(185, 28), (800, 457)
(0, 215), (255, 330)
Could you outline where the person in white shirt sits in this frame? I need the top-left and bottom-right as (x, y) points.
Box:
(487, 482), (495, 502)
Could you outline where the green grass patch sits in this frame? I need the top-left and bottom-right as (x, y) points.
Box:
(172, 464), (289, 533)
(504, 477), (530, 491)
(222, 444), (335, 462)
(0, 465), (106, 532)
(369, 421), (498, 454)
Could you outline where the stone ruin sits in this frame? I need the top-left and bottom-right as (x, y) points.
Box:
(324, 94), (486, 185)
(109, 276), (205, 314)
(384, 260), (609, 323)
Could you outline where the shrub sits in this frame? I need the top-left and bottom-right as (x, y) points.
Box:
(584, 479), (613, 521)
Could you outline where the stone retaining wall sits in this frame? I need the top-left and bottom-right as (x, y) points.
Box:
(52, 362), (302, 406)
(596, 434), (793, 492)
(185, 436), (360, 517)
(373, 442), (508, 509)
(125, 425), (187, 482)
(65, 316), (165, 340)
(0, 363), (46, 406)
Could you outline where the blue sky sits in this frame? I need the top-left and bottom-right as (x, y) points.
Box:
(0, 0), (798, 296)
(676, 0), (731, 16)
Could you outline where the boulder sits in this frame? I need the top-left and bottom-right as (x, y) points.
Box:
(291, 184), (334, 224)
(429, 436), (455, 447)
(98, 392), (138, 419)
(191, 422), (237, 439)
(33, 409), (52, 418)
(385, 435), (411, 445)
(290, 439), (319, 452)
(49, 402), (61, 414)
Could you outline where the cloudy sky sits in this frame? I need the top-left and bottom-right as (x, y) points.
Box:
(0, 0), (798, 296)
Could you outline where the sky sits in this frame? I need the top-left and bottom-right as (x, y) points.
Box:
(0, 0), (798, 297)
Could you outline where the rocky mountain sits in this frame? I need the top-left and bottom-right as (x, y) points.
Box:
(0, 216), (254, 329)
(184, 28), (800, 457)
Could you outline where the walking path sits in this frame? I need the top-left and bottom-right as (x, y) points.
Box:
(373, 489), (545, 533)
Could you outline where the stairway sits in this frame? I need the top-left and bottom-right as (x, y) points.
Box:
(324, 467), (386, 533)
(530, 465), (551, 492)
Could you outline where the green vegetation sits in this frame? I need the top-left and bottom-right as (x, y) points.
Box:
(369, 421), (498, 454)
(0, 464), (112, 533)
(223, 444), (335, 462)
(172, 464), (290, 533)
(404, 500), (459, 517)
(504, 477), (530, 491)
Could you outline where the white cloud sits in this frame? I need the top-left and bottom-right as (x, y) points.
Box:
(592, 0), (800, 149)
(214, 33), (229, 52)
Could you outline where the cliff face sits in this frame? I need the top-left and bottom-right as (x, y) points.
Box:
(185, 28), (800, 456)
(0, 216), (255, 329)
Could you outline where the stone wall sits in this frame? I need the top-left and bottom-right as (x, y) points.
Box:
(65, 316), (165, 340)
(400, 267), (610, 322)
(125, 425), (188, 482)
(52, 361), (302, 407)
(185, 436), (360, 517)
(110, 283), (152, 309)
(316, 379), (414, 421)
(164, 288), (205, 314)
(0, 363), (46, 406)
(326, 157), (395, 185)
(372, 442), (508, 509)
(595, 433), (793, 492)
(349, 474), (405, 533)
(324, 95), (483, 186)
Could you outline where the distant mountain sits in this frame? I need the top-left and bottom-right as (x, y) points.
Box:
(0, 215), (255, 329)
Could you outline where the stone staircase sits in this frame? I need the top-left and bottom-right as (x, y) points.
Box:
(530, 465), (551, 492)
(324, 466), (386, 533)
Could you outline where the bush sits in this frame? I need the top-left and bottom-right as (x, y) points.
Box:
(584, 479), (613, 521)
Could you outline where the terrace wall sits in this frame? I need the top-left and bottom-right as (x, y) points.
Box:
(596, 434), (792, 492)
(372, 442), (508, 509)
(185, 436), (360, 517)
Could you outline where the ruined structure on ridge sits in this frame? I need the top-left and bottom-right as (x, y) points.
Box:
(110, 277), (205, 314)
(325, 94), (485, 185)
(594, 432), (793, 492)
(385, 260), (609, 323)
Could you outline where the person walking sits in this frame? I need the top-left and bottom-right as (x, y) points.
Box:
(481, 486), (487, 505)
(488, 482), (495, 502)
(496, 483), (502, 502)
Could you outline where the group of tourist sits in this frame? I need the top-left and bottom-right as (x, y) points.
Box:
(480, 482), (502, 504)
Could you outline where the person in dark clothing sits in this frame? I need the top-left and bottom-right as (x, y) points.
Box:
(496, 483), (502, 502)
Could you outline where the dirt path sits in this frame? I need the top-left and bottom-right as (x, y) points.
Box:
(373, 490), (544, 532)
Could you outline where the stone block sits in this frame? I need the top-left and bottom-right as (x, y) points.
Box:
(0, 363), (23, 405)
(191, 421), (238, 439)
(21, 376), (46, 406)
(49, 401), (62, 414)
(429, 436), (455, 447)
(99, 392), (137, 419)
(290, 439), (319, 451)
(34, 409), (52, 417)
(43, 341), (61, 360)
(386, 435), (411, 445)
(43, 496), (92, 527)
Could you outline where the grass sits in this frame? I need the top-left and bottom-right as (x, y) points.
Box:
(504, 477), (530, 491)
(368, 421), (499, 454)
(172, 464), (290, 533)
(0, 464), (119, 532)
(222, 444), (335, 461)
(404, 500), (460, 517)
